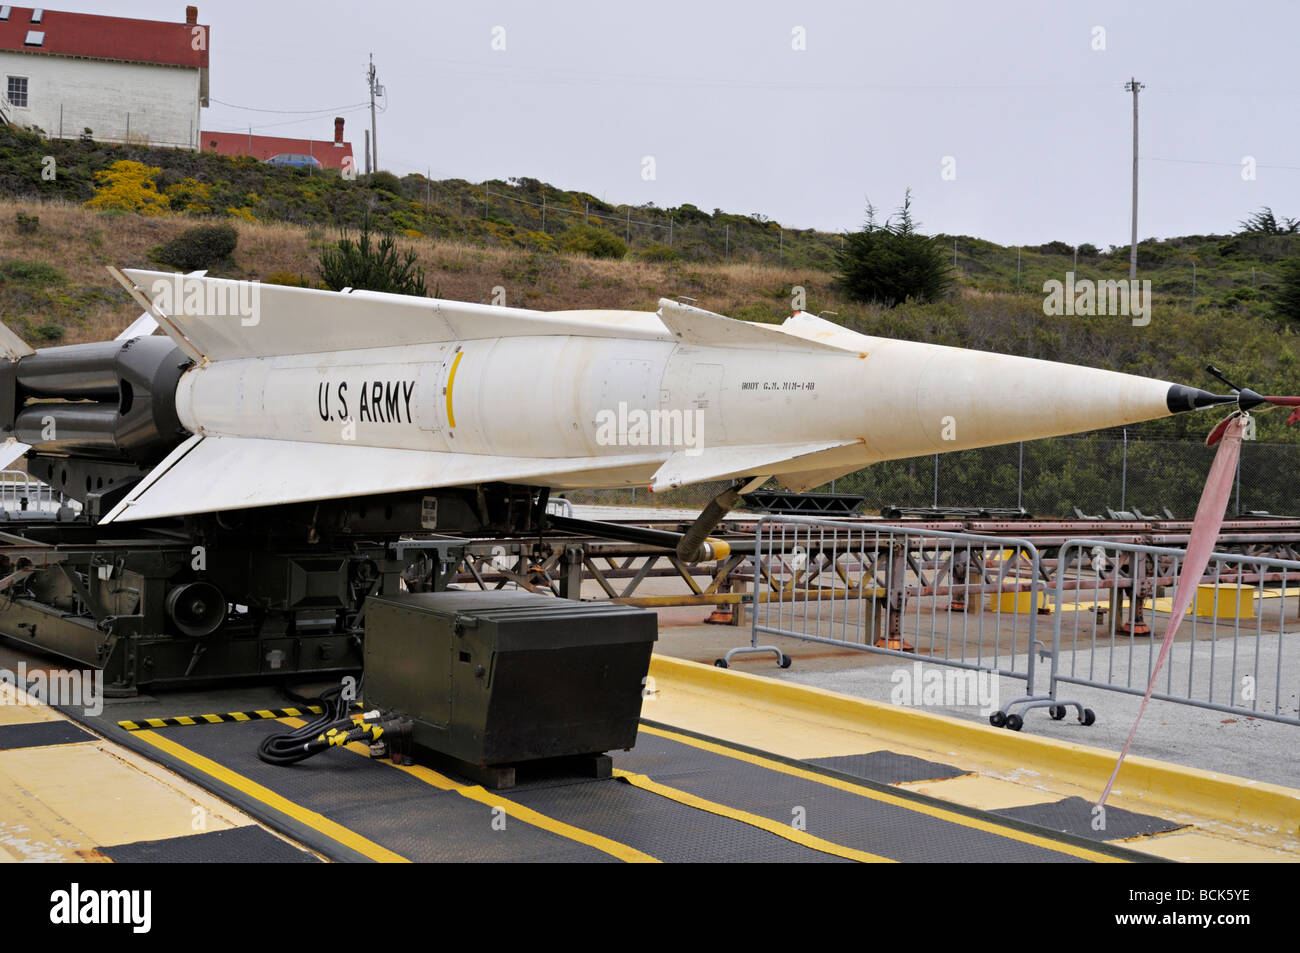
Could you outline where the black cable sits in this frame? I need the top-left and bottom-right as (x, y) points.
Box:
(258, 683), (358, 766)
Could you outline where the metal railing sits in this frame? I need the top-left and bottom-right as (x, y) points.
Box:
(0, 470), (78, 517)
(732, 516), (1300, 733)
(738, 515), (1059, 727)
(1048, 539), (1300, 726)
(545, 497), (574, 519)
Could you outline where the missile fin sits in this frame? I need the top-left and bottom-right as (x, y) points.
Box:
(778, 311), (874, 352)
(649, 439), (862, 493)
(0, 440), (30, 469)
(119, 270), (669, 362)
(100, 435), (668, 523)
(657, 299), (855, 353)
(0, 321), (35, 361)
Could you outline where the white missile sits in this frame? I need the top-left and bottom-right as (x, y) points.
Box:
(0, 268), (1230, 525)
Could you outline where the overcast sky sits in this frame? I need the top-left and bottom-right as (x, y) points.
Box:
(91, 1), (1300, 247)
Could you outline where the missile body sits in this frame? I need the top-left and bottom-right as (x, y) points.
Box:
(0, 270), (1217, 523)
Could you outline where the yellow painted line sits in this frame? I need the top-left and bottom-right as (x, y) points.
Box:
(131, 729), (407, 863)
(639, 723), (1124, 863)
(648, 655), (1300, 838)
(446, 350), (464, 428)
(613, 768), (891, 863)
(273, 716), (657, 863)
(404, 762), (660, 864)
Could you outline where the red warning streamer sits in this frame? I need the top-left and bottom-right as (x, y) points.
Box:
(1096, 415), (1246, 807)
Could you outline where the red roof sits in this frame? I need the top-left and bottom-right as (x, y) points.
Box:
(201, 130), (356, 172)
(0, 6), (209, 69)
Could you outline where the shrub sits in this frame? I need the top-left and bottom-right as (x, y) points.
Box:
(15, 212), (38, 234)
(560, 224), (626, 260)
(317, 218), (427, 296)
(264, 271), (313, 288)
(34, 323), (65, 342)
(83, 160), (170, 215)
(151, 223), (239, 271)
(1077, 243), (1099, 257)
(165, 177), (214, 215)
(637, 242), (679, 263)
(1034, 240), (1074, 256)
(368, 170), (404, 195)
(0, 260), (65, 285)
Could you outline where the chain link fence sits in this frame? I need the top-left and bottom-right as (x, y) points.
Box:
(560, 436), (1299, 519)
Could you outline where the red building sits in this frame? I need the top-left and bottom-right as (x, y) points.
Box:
(201, 116), (355, 172)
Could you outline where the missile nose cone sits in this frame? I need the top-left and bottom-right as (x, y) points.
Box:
(1235, 388), (1268, 412)
(1166, 384), (1236, 414)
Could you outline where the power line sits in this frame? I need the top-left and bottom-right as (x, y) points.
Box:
(418, 57), (1117, 93)
(210, 97), (369, 115)
(1143, 155), (1300, 172)
(206, 104), (371, 134)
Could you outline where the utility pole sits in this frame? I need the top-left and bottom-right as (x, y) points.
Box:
(368, 54), (382, 174)
(1125, 77), (1144, 280)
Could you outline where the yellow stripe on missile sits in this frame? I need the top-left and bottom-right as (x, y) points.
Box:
(446, 350), (464, 429)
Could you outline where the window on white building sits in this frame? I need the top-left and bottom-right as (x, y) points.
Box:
(7, 76), (27, 108)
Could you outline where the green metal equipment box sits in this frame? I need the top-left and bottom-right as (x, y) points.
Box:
(363, 591), (658, 767)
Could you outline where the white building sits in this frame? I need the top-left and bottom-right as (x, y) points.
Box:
(0, 5), (209, 149)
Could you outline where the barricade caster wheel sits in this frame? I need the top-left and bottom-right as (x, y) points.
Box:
(1049, 705), (1067, 720)
(714, 658), (729, 669)
(778, 654), (792, 669)
(989, 711), (1006, 728)
(1004, 713), (1024, 731)
(1081, 708), (1096, 726)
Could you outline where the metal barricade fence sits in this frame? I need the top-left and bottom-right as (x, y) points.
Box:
(734, 516), (1057, 728)
(0, 469), (78, 517)
(1048, 539), (1300, 727)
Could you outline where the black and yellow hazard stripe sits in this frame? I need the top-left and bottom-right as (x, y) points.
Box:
(118, 706), (325, 731)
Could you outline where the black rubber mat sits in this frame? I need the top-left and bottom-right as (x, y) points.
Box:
(49, 679), (1165, 863)
(993, 796), (1187, 842)
(141, 719), (618, 863)
(101, 824), (320, 863)
(807, 751), (969, 784)
(505, 775), (848, 863)
(157, 719), (838, 863)
(619, 731), (1088, 862)
(0, 720), (95, 750)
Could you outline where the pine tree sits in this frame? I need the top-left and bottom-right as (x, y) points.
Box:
(1275, 258), (1300, 322)
(318, 217), (427, 296)
(836, 190), (952, 306)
